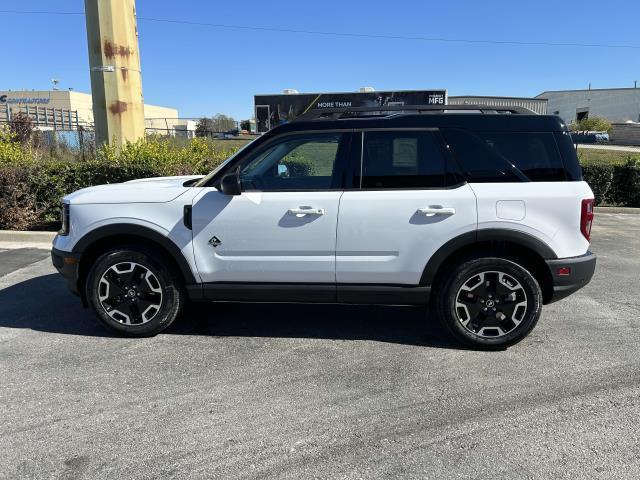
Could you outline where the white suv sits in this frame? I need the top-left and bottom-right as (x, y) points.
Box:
(52, 105), (596, 349)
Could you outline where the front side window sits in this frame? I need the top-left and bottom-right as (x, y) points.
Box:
(357, 131), (446, 188)
(239, 134), (342, 191)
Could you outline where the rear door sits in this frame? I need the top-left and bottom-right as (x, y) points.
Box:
(336, 129), (477, 286)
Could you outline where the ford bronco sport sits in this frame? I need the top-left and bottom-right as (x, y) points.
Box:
(52, 105), (596, 349)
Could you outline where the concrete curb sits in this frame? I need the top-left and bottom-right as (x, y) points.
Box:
(595, 206), (640, 214)
(0, 230), (56, 244)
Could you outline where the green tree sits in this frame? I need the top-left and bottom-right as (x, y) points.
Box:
(570, 116), (612, 133)
(195, 117), (215, 137)
(8, 112), (34, 144)
(195, 114), (237, 137)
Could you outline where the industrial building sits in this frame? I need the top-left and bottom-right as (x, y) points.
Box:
(0, 89), (193, 136)
(536, 87), (640, 124)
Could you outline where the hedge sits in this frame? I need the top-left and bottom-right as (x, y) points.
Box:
(0, 134), (322, 230)
(1, 132), (639, 231)
(581, 158), (640, 206)
(0, 134), (240, 230)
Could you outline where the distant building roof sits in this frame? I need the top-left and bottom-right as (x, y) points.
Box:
(537, 87), (640, 97)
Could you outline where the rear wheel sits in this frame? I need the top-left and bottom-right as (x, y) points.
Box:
(436, 257), (542, 350)
(86, 247), (184, 337)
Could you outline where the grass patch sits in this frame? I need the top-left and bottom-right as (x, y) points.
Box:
(577, 147), (637, 166)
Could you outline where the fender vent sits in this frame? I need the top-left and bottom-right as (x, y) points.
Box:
(183, 205), (192, 230)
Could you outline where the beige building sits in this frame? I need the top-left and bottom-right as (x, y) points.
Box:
(0, 89), (189, 134)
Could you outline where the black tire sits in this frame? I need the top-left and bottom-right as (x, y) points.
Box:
(85, 246), (184, 337)
(435, 257), (542, 350)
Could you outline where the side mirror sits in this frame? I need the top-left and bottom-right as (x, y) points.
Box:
(220, 172), (241, 196)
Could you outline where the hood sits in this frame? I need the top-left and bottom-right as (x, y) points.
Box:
(63, 175), (204, 205)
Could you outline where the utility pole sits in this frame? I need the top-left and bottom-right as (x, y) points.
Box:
(84, 0), (145, 146)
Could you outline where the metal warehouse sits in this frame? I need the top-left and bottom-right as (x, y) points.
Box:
(448, 95), (548, 115)
(536, 87), (640, 124)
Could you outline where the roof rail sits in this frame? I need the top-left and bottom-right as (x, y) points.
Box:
(294, 104), (536, 121)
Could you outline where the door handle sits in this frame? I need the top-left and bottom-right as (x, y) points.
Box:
(288, 207), (325, 216)
(417, 206), (456, 216)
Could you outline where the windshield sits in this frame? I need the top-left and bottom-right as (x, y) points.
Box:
(194, 138), (257, 187)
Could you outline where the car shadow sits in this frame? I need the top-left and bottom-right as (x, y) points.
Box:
(0, 273), (463, 349)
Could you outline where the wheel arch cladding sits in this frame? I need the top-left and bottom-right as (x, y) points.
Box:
(73, 224), (196, 295)
(421, 229), (555, 304)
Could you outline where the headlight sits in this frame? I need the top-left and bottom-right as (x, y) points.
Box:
(59, 203), (70, 236)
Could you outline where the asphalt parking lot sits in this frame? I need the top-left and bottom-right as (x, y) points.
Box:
(1, 214), (639, 479)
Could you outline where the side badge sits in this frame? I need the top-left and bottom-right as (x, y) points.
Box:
(209, 236), (221, 248)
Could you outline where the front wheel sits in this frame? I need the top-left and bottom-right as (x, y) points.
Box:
(86, 247), (184, 337)
(435, 257), (542, 350)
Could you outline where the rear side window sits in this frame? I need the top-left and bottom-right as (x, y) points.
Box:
(442, 129), (572, 182)
(358, 131), (446, 188)
(441, 129), (523, 183)
(479, 132), (567, 182)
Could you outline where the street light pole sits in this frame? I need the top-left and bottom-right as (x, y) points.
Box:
(84, 0), (145, 147)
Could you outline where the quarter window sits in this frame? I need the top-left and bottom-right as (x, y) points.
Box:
(358, 131), (446, 188)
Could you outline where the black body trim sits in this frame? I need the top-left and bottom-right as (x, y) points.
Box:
(420, 228), (557, 286)
(71, 224), (197, 284)
(187, 283), (430, 305)
(194, 283), (336, 303)
(476, 228), (557, 259)
(337, 284), (430, 304)
(420, 231), (477, 286)
(545, 251), (596, 303)
(51, 247), (82, 295)
(183, 205), (192, 230)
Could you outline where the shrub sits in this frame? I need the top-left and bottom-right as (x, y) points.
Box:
(281, 156), (316, 177)
(581, 156), (640, 206)
(570, 116), (612, 134)
(8, 112), (34, 144)
(0, 166), (40, 230)
(610, 158), (640, 207)
(581, 164), (614, 205)
(0, 129), (32, 163)
(0, 134), (242, 230)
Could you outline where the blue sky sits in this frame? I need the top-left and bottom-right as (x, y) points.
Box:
(1, 0), (638, 119)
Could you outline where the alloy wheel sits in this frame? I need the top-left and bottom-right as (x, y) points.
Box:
(98, 262), (163, 325)
(454, 270), (528, 338)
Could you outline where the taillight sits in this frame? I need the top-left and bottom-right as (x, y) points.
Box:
(580, 198), (594, 241)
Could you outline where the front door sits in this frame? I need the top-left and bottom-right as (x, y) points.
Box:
(191, 132), (351, 284)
